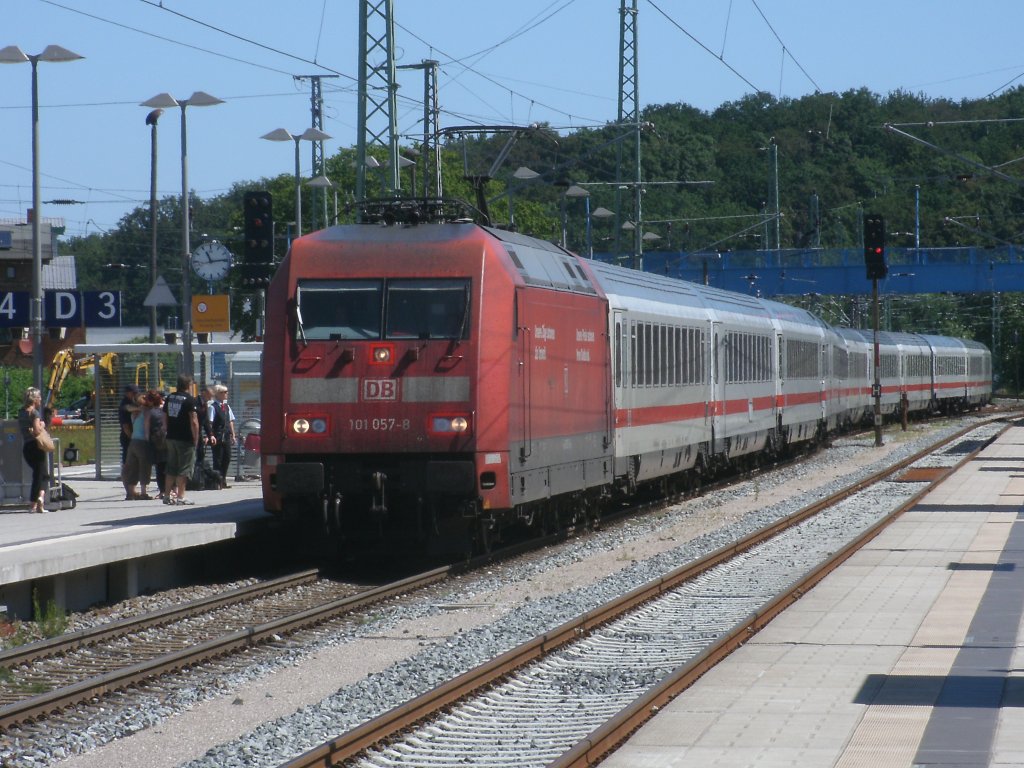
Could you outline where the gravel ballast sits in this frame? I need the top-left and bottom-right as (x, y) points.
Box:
(1, 417), (998, 768)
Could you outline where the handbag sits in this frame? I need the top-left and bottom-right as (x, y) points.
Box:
(35, 429), (55, 453)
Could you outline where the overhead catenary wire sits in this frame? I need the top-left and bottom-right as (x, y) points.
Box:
(39, 0), (306, 79)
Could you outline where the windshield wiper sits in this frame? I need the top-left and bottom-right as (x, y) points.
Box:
(457, 285), (471, 340)
(295, 302), (308, 347)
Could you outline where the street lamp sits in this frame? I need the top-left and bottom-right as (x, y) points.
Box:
(758, 137), (780, 251)
(0, 44), (84, 392)
(591, 206), (614, 257)
(508, 166), (540, 230)
(306, 175), (336, 226)
(145, 108), (163, 345)
(261, 128), (332, 237)
(141, 91), (224, 378)
(564, 184), (590, 254)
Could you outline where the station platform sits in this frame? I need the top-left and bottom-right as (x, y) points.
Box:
(0, 466), (271, 619)
(604, 423), (1024, 768)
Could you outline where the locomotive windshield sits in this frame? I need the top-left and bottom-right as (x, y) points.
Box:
(296, 278), (470, 341)
(385, 279), (469, 340)
(297, 279), (383, 340)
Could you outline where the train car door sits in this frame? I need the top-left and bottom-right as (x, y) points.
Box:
(775, 332), (784, 420)
(612, 311), (630, 428)
(710, 321), (724, 454)
(820, 342), (828, 422)
(515, 288), (532, 461)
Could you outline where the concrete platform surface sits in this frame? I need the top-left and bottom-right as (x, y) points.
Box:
(604, 423), (1024, 768)
(0, 466), (270, 616)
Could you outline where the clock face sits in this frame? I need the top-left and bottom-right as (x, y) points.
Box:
(191, 241), (232, 281)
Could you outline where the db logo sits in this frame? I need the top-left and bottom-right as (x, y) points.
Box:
(362, 378), (398, 401)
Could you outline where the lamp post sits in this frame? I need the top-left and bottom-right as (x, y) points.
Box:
(914, 184), (921, 251)
(759, 138), (780, 252)
(306, 175), (336, 226)
(145, 109), (163, 345)
(0, 44), (84, 392)
(564, 185), (590, 254)
(591, 206), (614, 257)
(261, 128), (332, 237)
(770, 137), (780, 251)
(141, 91), (224, 378)
(508, 166), (540, 229)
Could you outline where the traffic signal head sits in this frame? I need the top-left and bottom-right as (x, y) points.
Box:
(864, 214), (887, 280)
(238, 262), (275, 288)
(243, 191), (273, 263)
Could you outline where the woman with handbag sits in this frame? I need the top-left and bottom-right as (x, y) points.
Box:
(19, 387), (49, 513)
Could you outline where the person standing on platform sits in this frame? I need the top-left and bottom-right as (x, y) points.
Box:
(162, 374), (199, 506)
(209, 384), (236, 488)
(18, 387), (48, 513)
(118, 383), (140, 464)
(195, 384), (216, 470)
(120, 391), (153, 500)
(146, 390), (168, 500)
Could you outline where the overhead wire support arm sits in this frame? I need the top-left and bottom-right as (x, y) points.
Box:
(883, 123), (1024, 187)
(438, 124), (548, 225)
(942, 216), (1018, 247)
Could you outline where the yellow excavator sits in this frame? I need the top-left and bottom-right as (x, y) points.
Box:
(45, 349), (118, 419)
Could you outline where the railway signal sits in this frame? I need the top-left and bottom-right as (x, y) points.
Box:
(863, 213), (887, 447)
(243, 191), (273, 263)
(237, 262), (275, 288)
(864, 214), (887, 280)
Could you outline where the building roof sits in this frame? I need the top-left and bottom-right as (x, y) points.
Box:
(42, 254), (77, 290)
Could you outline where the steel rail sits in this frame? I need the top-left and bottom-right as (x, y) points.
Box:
(0, 507), (583, 733)
(279, 417), (1006, 768)
(549, 422), (1004, 768)
(0, 569), (321, 670)
(0, 566), (452, 730)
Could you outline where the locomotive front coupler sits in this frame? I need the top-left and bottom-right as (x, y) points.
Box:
(370, 471), (388, 516)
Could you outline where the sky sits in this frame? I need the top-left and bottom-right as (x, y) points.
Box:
(3, 0), (1024, 240)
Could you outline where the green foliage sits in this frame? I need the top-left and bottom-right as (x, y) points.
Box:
(55, 86), (1024, 385)
(1, 366), (32, 419)
(32, 591), (68, 639)
(54, 375), (93, 410)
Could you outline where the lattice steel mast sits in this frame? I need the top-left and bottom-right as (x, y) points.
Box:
(616, 0), (642, 268)
(357, 0), (400, 201)
(397, 59), (442, 198)
(295, 74), (337, 228)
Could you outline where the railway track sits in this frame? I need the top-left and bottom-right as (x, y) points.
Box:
(0, 568), (450, 731)
(0, 438), (850, 736)
(0, 516), (579, 735)
(277, 418), (1007, 768)
(0, 414), (1009, 763)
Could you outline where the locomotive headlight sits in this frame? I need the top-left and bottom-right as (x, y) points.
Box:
(290, 415), (329, 436)
(371, 344), (393, 364)
(430, 414), (471, 434)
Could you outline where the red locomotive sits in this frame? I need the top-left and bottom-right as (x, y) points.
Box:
(259, 200), (991, 553)
(261, 201), (612, 551)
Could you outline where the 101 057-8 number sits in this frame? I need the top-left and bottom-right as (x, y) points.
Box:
(349, 418), (411, 431)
